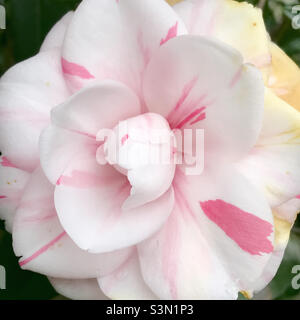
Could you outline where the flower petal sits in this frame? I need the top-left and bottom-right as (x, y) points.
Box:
(61, 0), (187, 93)
(40, 81), (141, 185)
(166, 0), (183, 5)
(275, 197), (300, 224)
(13, 167), (133, 279)
(51, 81), (141, 138)
(98, 249), (157, 300)
(174, 0), (271, 69)
(143, 35), (265, 167)
(40, 12), (74, 52)
(238, 89), (300, 207)
(103, 113), (176, 209)
(138, 167), (274, 299)
(253, 200), (300, 293)
(0, 49), (70, 171)
(0, 156), (30, 232)
(54, 151), (174, 254)
(267, 42), (300, 111)
(49, 277), (108, 300)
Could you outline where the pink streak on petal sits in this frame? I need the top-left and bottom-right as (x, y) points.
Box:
(173, 184), (197, 220)
(189, 112), (206, 125)
(200, 199), (274, 255)
(0, 196), (7, 199)
(70, 129), (96, 140)
(189, 0), (205, 33)
(160, 22), (178, 46)
(61, 58), (95, 79)
(121, 134), (129, 146)
(163, 214), (178, 300)
(167, 77), (199, 121)
(56, 171), (102, 188)
(22, 210), (56, 223)
(175, 107), (206, 129)
(229, 67), (243, 88)
(19, 231), (67, 267)
(137, 31), (151, 66)
(1, 157), (17, 168)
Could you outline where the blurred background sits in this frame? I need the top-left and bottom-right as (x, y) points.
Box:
(0, 0), (299, 300)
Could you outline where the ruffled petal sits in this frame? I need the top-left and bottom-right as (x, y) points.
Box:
(40, 81), (141, 184)
(267, 42), (300, 111)
(61, 0), (187, 93)
(253, 199), (300, 292)
(0, 49), (70, 171)
(0, 156), (30, 232)
(103, 113), (176, 209)
(49, 277), (108, 300)
(54, 152), (174, 253)
(143, 35), (265, 168)
(174, 0), (271, 69)
(138, 167), (274, 299)
(98, 249), (157, 300)
(238, 89), (300, 207)
(13, 167), (133, 279)
(40, 12), (74, 52)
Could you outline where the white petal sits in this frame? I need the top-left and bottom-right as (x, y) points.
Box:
(0, 50), (70, 171)
(238, 89), (300, 207)
(13, 167), (133, 279)
(54, 152), (174, 253)
(49, 277), (108, 300)
(138, 167), (274, 299)
(174, 0), (271, 68)
(0, 156), (30, 232)
(40, 12), (74, 52)
(61, 0), (187, 93)
(98, 250), (157, 300)
(143, 35), (265, 168)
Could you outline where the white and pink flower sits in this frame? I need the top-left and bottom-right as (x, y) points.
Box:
(0, 0), (300, 300)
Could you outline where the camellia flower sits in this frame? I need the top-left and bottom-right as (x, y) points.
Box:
(0, 0), (300, 300)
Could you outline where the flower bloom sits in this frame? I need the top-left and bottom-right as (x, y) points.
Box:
(0, 0), (300, 300)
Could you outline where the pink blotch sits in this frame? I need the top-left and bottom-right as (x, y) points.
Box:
(296, 195), (300, 199)
(121, 134), (129, 146)
(19, 231), (66, 267)
(160, 22), (178, 46)
(1, 157), (16, 168)
(61, 58), (95, 79)
(56, 170), (102, 188)
(200, 199), (273, 255)
(0, 196), (7, 199)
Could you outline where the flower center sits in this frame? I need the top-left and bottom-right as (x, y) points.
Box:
(96, 113), (176, 209)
